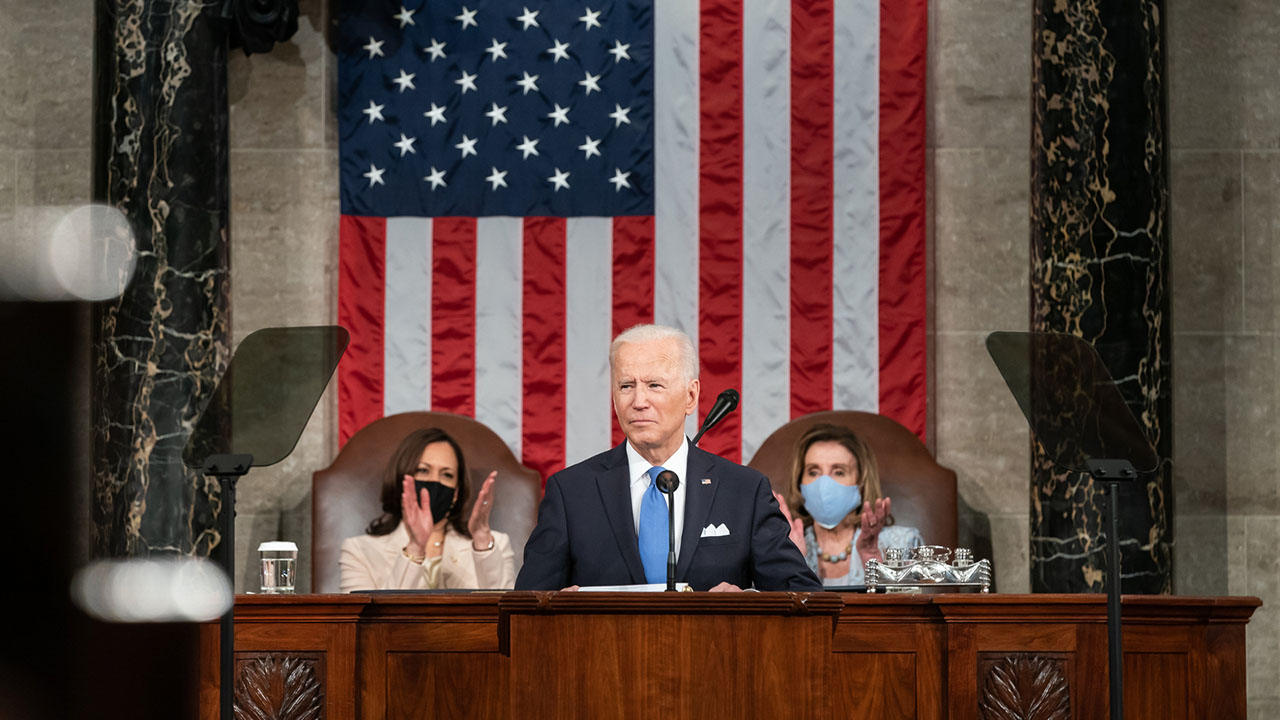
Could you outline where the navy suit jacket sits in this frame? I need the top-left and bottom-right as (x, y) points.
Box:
(515, 443), (822, 591)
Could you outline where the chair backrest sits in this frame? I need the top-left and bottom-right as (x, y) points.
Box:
(746, 410), (957, 548)
(311, 411), (542, 593)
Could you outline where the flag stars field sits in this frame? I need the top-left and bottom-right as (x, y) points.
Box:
(579, 8), (602, 30)
(547, 168), (570, 191)
(392, 69), (415, 92)
(341, 0), (653, 214)
(393, 134), (416, 156)
(455, 6), (479, 29)
(516, 72), (540, 95)
(423, 166), (446, 189)
(486, 39), (508, 61)
(609, 168), (630, 191)
(547, 103), (570, 127)
(486, 167), (509, 190)
(456, 134), (479, 158)
(424, 103), (446, 126)
(516, 7), (539, 30)
(547, 39), (571, 63)
(393, 5), (414, 28)
(517, 135), (540, 159)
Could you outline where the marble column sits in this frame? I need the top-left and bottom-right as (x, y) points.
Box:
(90, 0), (230, 559)
(1029, 0), (1172, 593)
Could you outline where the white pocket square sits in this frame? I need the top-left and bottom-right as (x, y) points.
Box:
(700, 523), (730, 538)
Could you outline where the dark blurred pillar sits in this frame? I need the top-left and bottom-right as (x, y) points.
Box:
(90, 0), (229, 560)
(1030, 0), (1172, 593)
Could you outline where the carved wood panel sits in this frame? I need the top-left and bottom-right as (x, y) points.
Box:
(977, 653), (1071, 720)
(234, 651), (325, 720)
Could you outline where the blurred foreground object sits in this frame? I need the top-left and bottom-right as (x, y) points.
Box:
(0, 204), (136, 301)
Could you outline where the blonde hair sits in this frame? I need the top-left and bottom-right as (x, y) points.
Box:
(786, 423), (891, 529)
(609, 324), (699, 385)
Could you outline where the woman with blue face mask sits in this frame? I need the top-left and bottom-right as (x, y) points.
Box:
(773, 424), (923, 586)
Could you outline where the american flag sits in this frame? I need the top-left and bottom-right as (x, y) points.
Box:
(337, 0), (927, 482)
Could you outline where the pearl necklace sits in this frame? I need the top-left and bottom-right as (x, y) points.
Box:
(817, 541), (853, 563)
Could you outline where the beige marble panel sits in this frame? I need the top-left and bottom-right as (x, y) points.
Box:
(933, 149), (1030, 333)
(0, 5), (92, 151)
(1251, 698), (1280, 720)
(930, 0), (1031, 150)
(926, 146), (937, 445)
(1172, 334), (1227, 514)
(0, 151), (14, 218)
(14, 150), (92, 206)
(320, 0), (338, 153)
(228, 0), (328, 150)
(935, 332), (1030, 517)
(1245, 516), (1280, 708)
(229, 149), (337, 334)
(1171, 514), (1227, 595)
(1169, 151), (1242, 333)
(1243, 152), (1280, 333)
(1228, 513), (1248, 597)
(988, 512), (1030, 593)
(1224, 335), (1280, 516)
(281, 496), (315, 594)
(229, 148), (339, 525)
(1168, 0), (1280, 150)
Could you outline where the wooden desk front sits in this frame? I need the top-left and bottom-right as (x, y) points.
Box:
(199, 592), (1259, 720)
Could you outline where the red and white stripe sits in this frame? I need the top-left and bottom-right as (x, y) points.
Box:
(338, 0), (927, 482)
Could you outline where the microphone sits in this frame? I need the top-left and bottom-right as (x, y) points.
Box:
(655, 469), (681, 592)
(690, 388), (739, 447)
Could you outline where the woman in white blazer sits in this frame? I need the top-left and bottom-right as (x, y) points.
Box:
(339, 428), (516, 591)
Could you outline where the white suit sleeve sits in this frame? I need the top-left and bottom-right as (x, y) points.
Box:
(471, 531), (517, 589)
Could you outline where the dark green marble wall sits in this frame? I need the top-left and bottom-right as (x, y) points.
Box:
(90, 0), (230, 559)
(1030, 0), (1172, 593)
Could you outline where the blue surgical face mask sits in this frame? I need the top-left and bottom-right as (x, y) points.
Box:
(800, 475), (862, 529)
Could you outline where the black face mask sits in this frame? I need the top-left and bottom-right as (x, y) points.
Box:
(414, 480), (456, 522)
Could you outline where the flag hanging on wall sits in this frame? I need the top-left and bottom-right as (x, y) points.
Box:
(337, 0), (927, 482)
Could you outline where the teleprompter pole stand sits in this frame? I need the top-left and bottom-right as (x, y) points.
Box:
(205, 454), (254, 720)
(1085, 458), (1136, 720)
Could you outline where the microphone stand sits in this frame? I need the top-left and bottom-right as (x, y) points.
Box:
(1087, 459), (1135, 720)
(204, 454), (254, 720)
(656, 470), (680, 592)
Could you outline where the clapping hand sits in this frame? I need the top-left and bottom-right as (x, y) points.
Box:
(401, 474), (435, 556)
(467, 471), (498, 551)
(774, 491), (806, 556)
(855, 496), (891, 561)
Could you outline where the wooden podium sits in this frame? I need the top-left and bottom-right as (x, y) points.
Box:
(500, 592), (843, 719)
(200, 592), (1259, 720)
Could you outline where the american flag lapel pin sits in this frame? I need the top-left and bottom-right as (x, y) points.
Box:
(701, 478), (711, 485)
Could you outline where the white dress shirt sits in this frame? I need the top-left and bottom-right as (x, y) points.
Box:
(626, 436), (689, 560)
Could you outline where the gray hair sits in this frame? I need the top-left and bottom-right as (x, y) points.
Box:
(609, 324), (699, 385)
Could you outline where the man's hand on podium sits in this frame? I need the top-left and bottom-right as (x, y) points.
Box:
(708, 582), (742, 592)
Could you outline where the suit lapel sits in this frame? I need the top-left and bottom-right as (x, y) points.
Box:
(595, 444), (646, 583)
(676, 447), (719, 579)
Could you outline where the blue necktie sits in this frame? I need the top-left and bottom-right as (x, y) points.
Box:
(638, 466), (670, 584)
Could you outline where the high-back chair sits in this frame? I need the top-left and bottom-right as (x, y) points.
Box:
(311, 412), (542, 593)
(747, 410), (957, 548)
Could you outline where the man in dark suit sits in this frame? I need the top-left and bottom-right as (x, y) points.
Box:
(516, 324), (820, 591)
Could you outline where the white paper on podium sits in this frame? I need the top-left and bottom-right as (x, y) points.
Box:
(577, 582), (691, 592)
